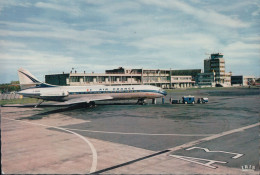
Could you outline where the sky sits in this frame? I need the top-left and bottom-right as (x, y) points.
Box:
(0, 0), (259, 83)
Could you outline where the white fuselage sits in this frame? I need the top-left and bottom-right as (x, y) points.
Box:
(18, 85), (167, 102)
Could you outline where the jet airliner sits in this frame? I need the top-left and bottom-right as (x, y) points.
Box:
(17, 68), (167, 107)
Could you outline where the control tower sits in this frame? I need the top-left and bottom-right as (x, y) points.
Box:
(198, 53), (231, 87)
(204, 53), (226, 84)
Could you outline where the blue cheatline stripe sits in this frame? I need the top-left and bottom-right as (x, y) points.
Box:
(69, 90), (166, 95)
(36, 83), (56, 88)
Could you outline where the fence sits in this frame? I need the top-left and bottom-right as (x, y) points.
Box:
(0, 93), (22, 100)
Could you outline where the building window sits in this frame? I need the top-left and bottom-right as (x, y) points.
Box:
(70, 76), (80, 82)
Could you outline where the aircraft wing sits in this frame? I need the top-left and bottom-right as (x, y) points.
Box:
(64, 95), (114, 105)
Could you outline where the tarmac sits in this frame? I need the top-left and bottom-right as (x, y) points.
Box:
(1, 88), (259, 174)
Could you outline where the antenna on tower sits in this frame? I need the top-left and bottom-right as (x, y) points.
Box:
(205, 52), (210, 59)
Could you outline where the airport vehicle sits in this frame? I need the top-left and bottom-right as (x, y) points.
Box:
(182, 96), (195, 104)
(197, 97), (208, 104)
(170, 99), (181, 104)
(17, 68), (167, 107)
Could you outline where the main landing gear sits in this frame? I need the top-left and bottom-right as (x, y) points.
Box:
(89, 101), (96, 108)
(79, 101), (96, 108)
(137, 99), (146, 105)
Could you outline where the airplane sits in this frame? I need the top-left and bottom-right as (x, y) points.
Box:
(17, 68), (167, 107)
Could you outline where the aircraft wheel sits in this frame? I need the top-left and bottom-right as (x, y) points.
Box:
(89, 101), (96, 107)
(137, 99), (145, 105)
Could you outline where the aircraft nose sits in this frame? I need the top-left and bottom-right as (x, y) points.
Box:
(162, 90), (167, 96)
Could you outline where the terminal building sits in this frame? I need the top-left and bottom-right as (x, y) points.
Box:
(45, 53), (252, 89)
(45, 67), (201, 89)
(197, 53), (232, 87)
(231, 75), (255, 86)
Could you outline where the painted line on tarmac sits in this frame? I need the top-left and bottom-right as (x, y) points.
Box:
(91, 149), (170, 174)
(167, 122), (260, 152)
(2, 117), (97, 174)
(63, 128), (213, 137)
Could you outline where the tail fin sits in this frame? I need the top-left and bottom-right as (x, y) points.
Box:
(18, 68), (55, 90)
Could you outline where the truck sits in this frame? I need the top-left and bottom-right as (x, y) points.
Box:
(182, 96), (195, 104)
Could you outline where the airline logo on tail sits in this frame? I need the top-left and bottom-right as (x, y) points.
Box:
(18, 68), (56, 90)
(18, 70), (41, 83)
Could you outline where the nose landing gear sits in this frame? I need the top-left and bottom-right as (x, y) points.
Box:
(34, 100), (44, 108)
